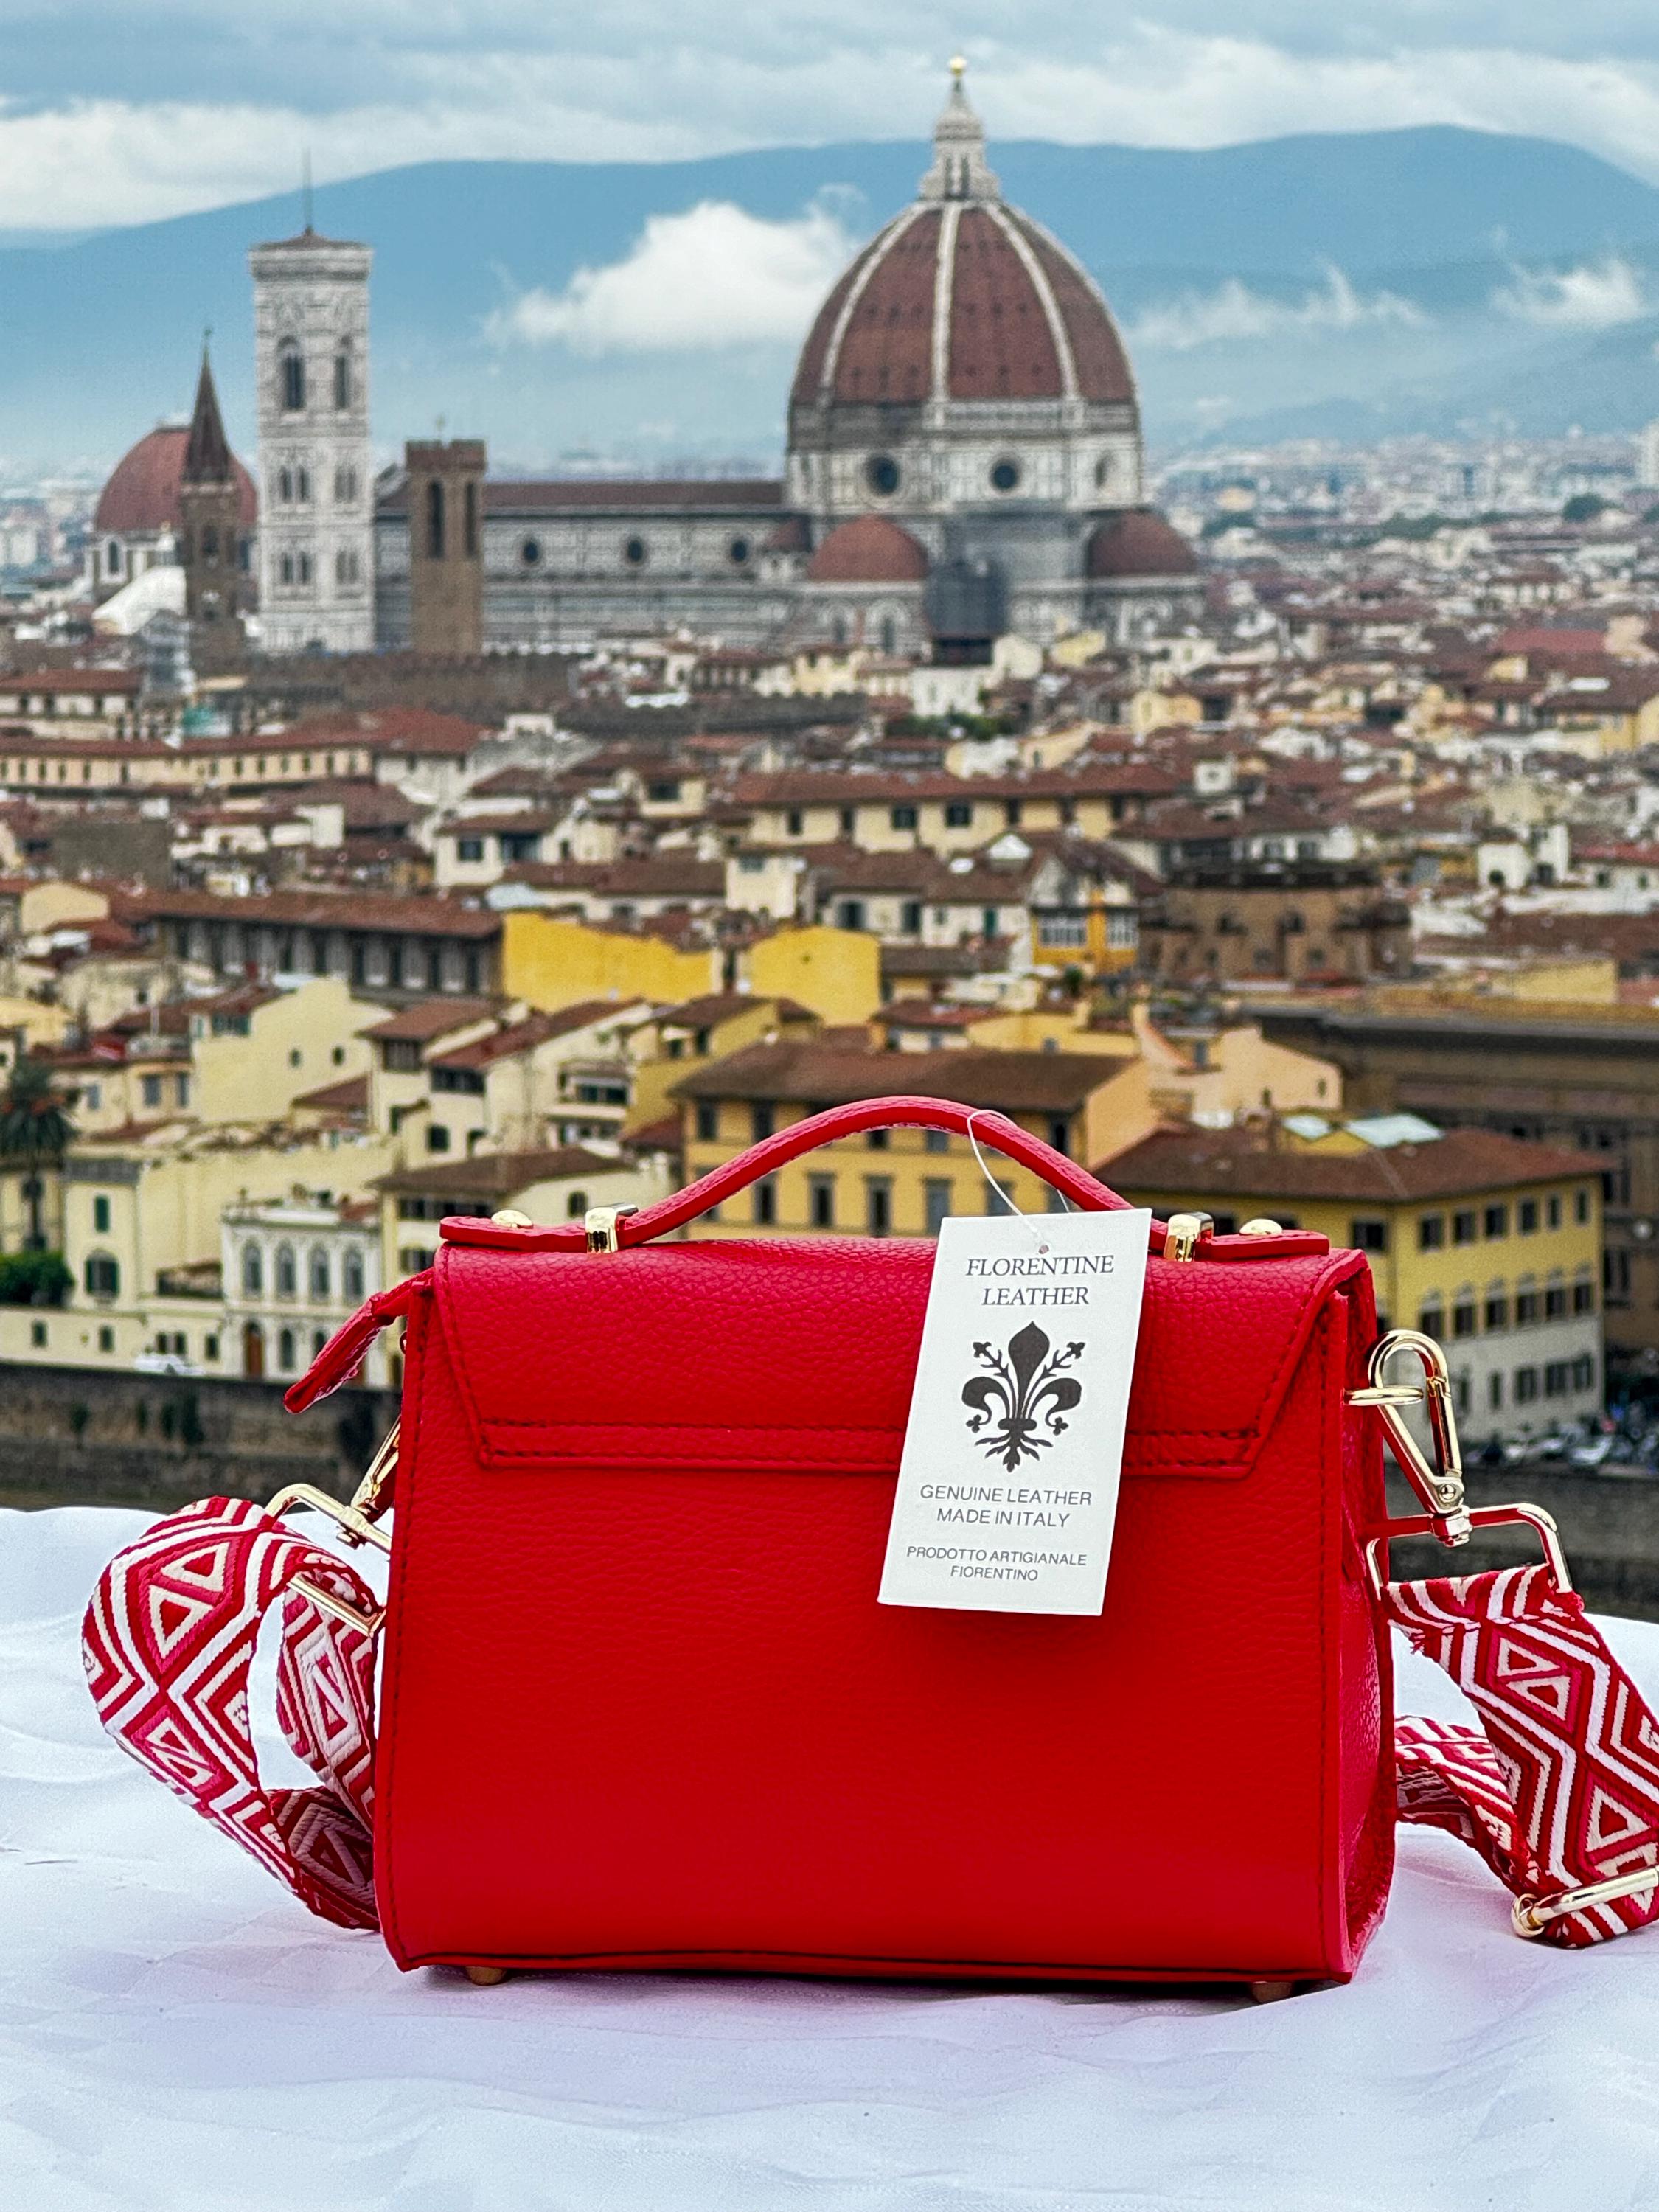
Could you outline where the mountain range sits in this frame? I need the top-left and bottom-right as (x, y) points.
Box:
(7, 125), (1659, 482)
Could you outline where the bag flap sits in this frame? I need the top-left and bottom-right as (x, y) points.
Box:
(431, 1238), (1371, 1482)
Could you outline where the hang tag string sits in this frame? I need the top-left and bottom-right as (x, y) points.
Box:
(963, 1111), (1070, 1253)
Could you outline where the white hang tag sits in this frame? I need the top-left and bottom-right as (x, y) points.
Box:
(878, 1208), (1151, 1616)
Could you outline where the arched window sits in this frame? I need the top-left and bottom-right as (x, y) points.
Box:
(278, 1326), (296, 1371)
(879, 613), (897, 654)
(242, 1243), (263, 1297)
(201, 525), (218, 562)
(274, 1243), (296, 1298)
(426, 479), (445, 559)
(277, 467), (293, 504)
(83, 1253), (119, 1298)
(278, 552), (294, 585)
(105, 539), (122, 577)
(295, 466), (310, 504)
(333, 342), (352, 411)
(335, 548), (358, 585)
(296, 551), (313, 585)
(343, 1248), (365, 1301)
(464, 481), (479, 559)
(334, 465), (358, 504)
(309, 1247), (330, 1301)
(278, 339), (305, 413)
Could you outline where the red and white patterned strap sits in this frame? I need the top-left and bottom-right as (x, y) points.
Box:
(1382, 1561), (1659, 1946)
(82, 1496), (380, 1930)
(84, 1510), (1659, 1950)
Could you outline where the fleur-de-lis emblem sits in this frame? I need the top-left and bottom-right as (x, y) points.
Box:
(961, 1322), (1084, 1472)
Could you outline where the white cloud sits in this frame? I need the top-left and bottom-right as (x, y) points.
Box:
(1131, 265), (1426, 352)
(487, 199), (860, 355)
(1492, 254), (1649, 328)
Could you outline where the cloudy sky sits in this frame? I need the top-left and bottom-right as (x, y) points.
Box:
(7, 3), (1659, 231)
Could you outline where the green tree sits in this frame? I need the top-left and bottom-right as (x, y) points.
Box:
(1562, 493), (1607, 524)
(0, 1055), (75, 1251)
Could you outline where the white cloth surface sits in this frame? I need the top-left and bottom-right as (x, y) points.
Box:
(5, 1506), (1659, 2212)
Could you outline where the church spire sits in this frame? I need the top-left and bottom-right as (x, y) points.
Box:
(182, 337), (233, 487)
(918, 56), (1000, 203)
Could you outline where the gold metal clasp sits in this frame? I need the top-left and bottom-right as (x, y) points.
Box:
(267, 1480), (394, 1638)
(1347, 1328), (1471, 1543)
(1164, 1211), (1213, 1262)
(1513, 1865), (1659, 1939)
(584, 1203), (638, 1253)
(1363, 1499), (1570, 1604)
(349, 1419), (400, 1523)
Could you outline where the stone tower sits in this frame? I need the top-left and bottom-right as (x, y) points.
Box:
(404, 438), (486, 655)
(248, 221), (373, 653)
(178, 341), (247, 664)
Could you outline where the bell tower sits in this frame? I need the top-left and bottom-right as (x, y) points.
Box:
(248, 215), (374, 653)
(178, 338), (247, 666)
(405, 437), (486, 655)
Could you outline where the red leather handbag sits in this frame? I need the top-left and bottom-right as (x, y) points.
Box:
(85, 1097), (1659, 1989)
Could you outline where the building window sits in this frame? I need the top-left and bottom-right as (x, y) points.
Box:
(1573, 1276), (1596, 1314)
(335, 465), (358, 504)
(1484, 1203), (1508, 1239)
(97, 1324), (115, 1353)
(891, 804), (918, 831)
(1350, 1217), (1388, 1251)
(278, 340), (305, 412)
(336, 548), (361, 585)
(1418, 1214), (1445, 1251)
(309, 1248), (330, 1301)
(343, 1249), (365, 1301)
(924, 1178), (953, 1236)
(1547, 1194), (1562, 1230)
(1516, 1285), (1540, 1325)
(990, 456), (1022, 493)
(141, 1074), (162, 1109)
(1515, 1366), (1539, 1404)
(866, 1177), (893, 1237)
(106, 539), (122, 577)
(1418, 1301), (1444, 1340)
(30, 1320), (46, 1349)
(242, 1244), (262, 1297)
(751, 1102), (774, 1142)
(1489, 1372), (1504, 1411)
(427, 1124), (451, 1152)
(1453, 1209), (1478, 1245)
(464, 481), (479, 558)
(866, 1128), (889, 1150)
(623, 535), (647, 567)
(728, 535), (750, 566)
(754, 1176), (777, 1227)
(521, 537), (541, 567)
(426, 479), (445, 559)
(92, 1194), (111, 1234)
(1485, 1289), (1509, 1331)
(1518, 1198), (1539, 1234)
(1576, 1186), (1591, 1225)
(865, 454), (900, 497)
(279, 1326), (297, 1372)
(1046, 1116), (1071, 1158)
(945, 801), (973, 829)
(333, 343), (352, 411)
(1572, 1354), (1596, 1391)
(924, 1127), (950, 1155)
(274, 1244), (296, 1298)
(695, 1102), (718, 1142)
(83, 1253), (119, 1298)
(809, 1174), (836, 1229)
(1544, 1360), (1571, 1399)
(1544, 1281), (1568, 1320)
(456, 837), (484, 863)
(1452, 1296), (1477, 1338)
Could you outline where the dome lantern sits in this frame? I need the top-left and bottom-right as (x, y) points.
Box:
(919, 58), (1001, 204)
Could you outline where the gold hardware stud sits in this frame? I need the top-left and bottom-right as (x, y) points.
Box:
(490, 1208), (533, 1228)
(584, 1203), (638, 1253)
(1248, 1978), (1298, 2003)
(1239, 1217), (1284, 1237)
(464, 1964), (509, 1986)
(1164, 1211), (1213, 1262)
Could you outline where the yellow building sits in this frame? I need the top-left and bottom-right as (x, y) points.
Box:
(1101, 1113), (1603, 1440)
(627, 992), (822, 1130)
(189, 977), (388, 1123)
(670, 1041), (1157, 1239)
(501, 910), (717, 1012)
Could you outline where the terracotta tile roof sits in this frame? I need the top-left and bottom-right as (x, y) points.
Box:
(374, 1146), (625, 1197)
(290, 1072), (369, 1113)
(361, 996), (495, 1042)
(124, 889), (501, 939)
(668, 1040), (1129, 1111)
(504, 858), (726, 900)
(427, 1000), (645, 1069)
(1099, 1124), (1599, 1205)
(656, 990), (815, 1027)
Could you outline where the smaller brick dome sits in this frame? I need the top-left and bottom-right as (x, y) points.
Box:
(1086, 509), (1198, 580)
(94, 426), (257, 536)
(806, 515), (929, 584)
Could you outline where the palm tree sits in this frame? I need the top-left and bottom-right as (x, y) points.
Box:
(0, 1054), (75, 1251)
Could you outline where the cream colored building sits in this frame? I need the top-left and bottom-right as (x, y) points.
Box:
(189, 975), (387, 1123)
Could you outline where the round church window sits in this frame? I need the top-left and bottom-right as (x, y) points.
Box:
(624, 535), (649, 567)
(728, 535), (751, 566)
(990, 456), (1022, 493)
(520, 537), (542, 567)
(865, 454), (901, 498)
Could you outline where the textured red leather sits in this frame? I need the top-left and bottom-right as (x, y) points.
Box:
(358, 1098), (1391, 1983)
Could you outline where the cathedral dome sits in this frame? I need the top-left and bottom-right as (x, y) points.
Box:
(1085, 509), (1198, 580)
(806, 515), (929, 583)
(790, 67), (1135, 417)
(94, 425), (257, 538)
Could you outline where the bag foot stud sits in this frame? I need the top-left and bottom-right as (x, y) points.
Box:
(465, 1964), (509, 1986)
(1248, 1979), (1298, 2004)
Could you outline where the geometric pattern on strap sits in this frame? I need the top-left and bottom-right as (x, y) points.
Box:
(1385, 1561), (1659, 1947)
(82, 1496), (379, 1930)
